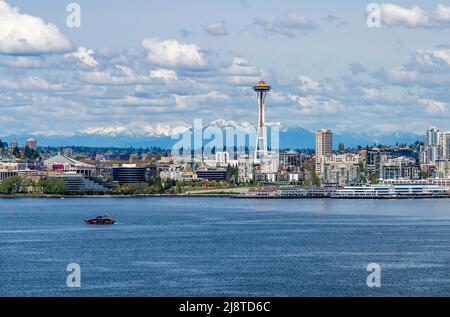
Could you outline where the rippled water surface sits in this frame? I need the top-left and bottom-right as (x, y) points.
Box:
(1, 197), (450, 296)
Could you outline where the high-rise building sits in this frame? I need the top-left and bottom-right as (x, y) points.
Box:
(9, 140), (17, 149)
(315, 128), (333, 175)
(25, 138), (37, 150)
(426, 127), (439, 146)
(422, 127), (450, 164)
(440, 132), (450, 159)
(63, 147), (74, 158)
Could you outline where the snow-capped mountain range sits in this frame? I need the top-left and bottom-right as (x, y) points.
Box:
(1, 120), (423, 149)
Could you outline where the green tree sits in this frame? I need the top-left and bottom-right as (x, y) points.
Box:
(38, 178), (66, 194)
(368, 171), (378, 184)
(0, 176), (24, 195)
(311, 169), (321, 187)
(360, 174), (367, 184)
(114, 182), (152, 195)
(227, 165), (238, 183)
(359, 161), (366, 184)
(24, 146), (39, 160)
(24, 146), (32, 158)
(148, 177), (161, 186)
(12, 146), (20, 158)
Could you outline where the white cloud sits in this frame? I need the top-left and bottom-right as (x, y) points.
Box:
(106, 96), (173, 109)
(205, 21), (229, 36)
(65, 47), (98, 67)
(142, 37), (206, 69)
(251, 13), (317, 38)
(0, 1), (71, 54)
(419, 98), (447, 115)
(0, 76), (63, 90)
(381, 4), (429, 28)
(150, 68), (178, 80)
(434, 4), (450, 23)
(297, 75), (320, 92)
(384, 67), (420, 83)
(361, 88), (382, 100)
(322, 15), (349, 27)
(175, 91), (229, 110)
(80, 65), (154, 85)
(288, 94), (344, 115)
(221, 57), (260, 77)
(1, 56), (42, 68)
(380, 3), (450, 28)
(415, 49), (450, 66)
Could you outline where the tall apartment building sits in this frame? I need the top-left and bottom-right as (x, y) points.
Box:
(319, 154), (360, 186)
(426, 127), (439, 146)
(315, 128), (332, 175)
(422, 127), (450, 164)
(440, 132), (450, 159)
(9, 140), (17, 149)
(25, 138), (37, 151)
(238, 156), (254, 183)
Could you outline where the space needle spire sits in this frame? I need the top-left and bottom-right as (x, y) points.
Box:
(253, 81), (271, 164)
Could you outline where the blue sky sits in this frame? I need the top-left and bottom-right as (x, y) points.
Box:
(1, 0), (450, 136)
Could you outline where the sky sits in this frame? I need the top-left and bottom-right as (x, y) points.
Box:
(1, 0), (450, 136)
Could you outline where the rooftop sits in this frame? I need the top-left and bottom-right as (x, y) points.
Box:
(44, 154), (94, 168)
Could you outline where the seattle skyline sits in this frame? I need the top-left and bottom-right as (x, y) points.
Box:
(2, 0), (450, 136)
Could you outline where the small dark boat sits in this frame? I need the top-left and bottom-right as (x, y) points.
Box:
(84, 216), (115, 225)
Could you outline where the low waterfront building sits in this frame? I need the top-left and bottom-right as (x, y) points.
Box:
(50, 173), (112, 193)
(380, 156), (421, 180)
(195, 168), (227, 181)
(44, 154), (95, 177)
(0, 161), (42, 181)
(0, 161), (34, 170)
(159, 169), (196, 181)
(435, 159), (450, 179)
(334, 182), (447, 198)
(240, 187), (308, 199)
(238, 157), (254, 183)
(288, 173), (301, 183)
(0, 170), (17, 181)
(279, 151), (306, 172)
(319, 154), (360, 186)
(112, 164), (147, 185)
(430, 178), (450, 190)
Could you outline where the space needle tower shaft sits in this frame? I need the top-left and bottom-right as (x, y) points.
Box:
(253, 81), (271, 164)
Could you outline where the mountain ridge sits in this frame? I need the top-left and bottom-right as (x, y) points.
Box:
(1, 121), (423, 149)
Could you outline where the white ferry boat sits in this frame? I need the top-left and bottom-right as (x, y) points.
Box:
(334, 182), (449, 199)
(238, 187), (308, 199)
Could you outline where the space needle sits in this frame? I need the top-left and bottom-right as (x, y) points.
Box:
(253, 81), (272, 164)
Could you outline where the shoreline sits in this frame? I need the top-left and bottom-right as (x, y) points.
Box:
(2, 193), (450, 200)
(0, 193), (241, 199)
